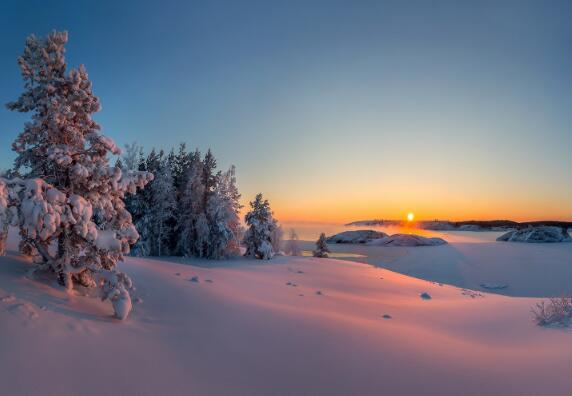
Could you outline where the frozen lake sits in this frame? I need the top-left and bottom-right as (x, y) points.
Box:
(283, 221), (572, 298)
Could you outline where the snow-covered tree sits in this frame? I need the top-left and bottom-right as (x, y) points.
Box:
(313, 233), (330, 258)
(285, 229), (301, 256)
(122, 142), (142, 172)
(149, 158), (177, 256)
(206, 165), (242, 258)
(172, 143), (192, 193)
(243, 193), (279, 260)
(177, 157), (206, 257)
(1, 31), (152, 319)
(128, 150), (152, 256)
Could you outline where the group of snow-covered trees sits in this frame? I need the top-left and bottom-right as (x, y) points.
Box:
(119, 144), (243, 259)
(0, 30), (286, 320)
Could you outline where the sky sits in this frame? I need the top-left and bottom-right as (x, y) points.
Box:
(0, 0), (571, 223)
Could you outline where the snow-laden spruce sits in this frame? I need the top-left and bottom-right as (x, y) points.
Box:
(0, 31), (152, 319)
(243, 193), (279, 259)
(313, 233), (330, 258)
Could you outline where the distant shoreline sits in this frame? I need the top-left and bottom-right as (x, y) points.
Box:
(346, 219), (572, 231)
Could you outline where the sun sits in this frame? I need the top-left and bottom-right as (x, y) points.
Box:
(407, 212), (415, 222)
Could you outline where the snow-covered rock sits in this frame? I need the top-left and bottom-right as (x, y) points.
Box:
(326, 230), (388, 244)
(367, 234), (447, 247)
(497, 227), (571, 243)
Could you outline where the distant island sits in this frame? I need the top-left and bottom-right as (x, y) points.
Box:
(346, 219), (572, 231)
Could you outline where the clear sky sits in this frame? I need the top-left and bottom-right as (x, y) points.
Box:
(1, 0), (571, 223)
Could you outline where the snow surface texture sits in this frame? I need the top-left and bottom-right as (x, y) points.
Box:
(497, 226), (571, 243)
(0, 233), (571, 395)
(326, 230), (388, 244)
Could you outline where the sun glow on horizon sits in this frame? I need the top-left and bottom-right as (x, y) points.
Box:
(407, 212), (415, 222)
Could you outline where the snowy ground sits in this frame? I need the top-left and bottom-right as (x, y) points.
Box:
(1, 232), (571, 395)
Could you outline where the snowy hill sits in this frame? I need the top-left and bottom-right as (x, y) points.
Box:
(1, 233), (572, 395)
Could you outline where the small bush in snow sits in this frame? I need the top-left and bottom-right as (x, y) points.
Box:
(313, 233), (330, 258)
(285, 229), (301, 256)
(532, 296), (572, 326)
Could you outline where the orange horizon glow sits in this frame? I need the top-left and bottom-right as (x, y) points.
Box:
(240, 196), (572, 224)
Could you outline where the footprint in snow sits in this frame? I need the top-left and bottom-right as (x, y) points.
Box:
(189, 276), (199, 283)
(420, 292), (432, 300)
(174, 273), (181, 276)
(8, 303), (39, 320)
(297, 270), (304, 274)
(299, 294), (304, 297)
(316, 290), (323, 296)
(382, 314), (392, 319)
(205, 279), (213, 283)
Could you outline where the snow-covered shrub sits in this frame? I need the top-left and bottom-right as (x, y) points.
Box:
(243, 193), (279, 260)
(3, 31), (152, 320)
(313, 233), (330, 258)
(285, 229), (301, 256)
(532, 296), (572, 327)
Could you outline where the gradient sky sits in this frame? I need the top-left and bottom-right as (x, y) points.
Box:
(1, 0), (571, 222)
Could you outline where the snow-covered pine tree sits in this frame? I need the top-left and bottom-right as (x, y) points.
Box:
(177, 154), (206, 256)
(148, 157), (177, 256)
(206, 165), (242, 258)
(173, 143), (191, 193)
(202, 149), (219, 210)
(285, 229), (301, 256)
(243, 193), (279, 260)
(129, 149), (152, 256)
(2, 31), (152, 319)
(122, 142), (142, 172)
(313, 233), (330, 258)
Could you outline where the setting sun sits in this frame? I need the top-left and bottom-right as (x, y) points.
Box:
(407, 212), (415, 222)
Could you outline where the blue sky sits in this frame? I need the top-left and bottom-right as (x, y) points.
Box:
(1, 0), (571, 221)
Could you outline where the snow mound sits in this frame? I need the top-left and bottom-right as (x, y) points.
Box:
(367, 234), (447, 247)
(326, 230), (388, 244)
(497, 227), (571, 243)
